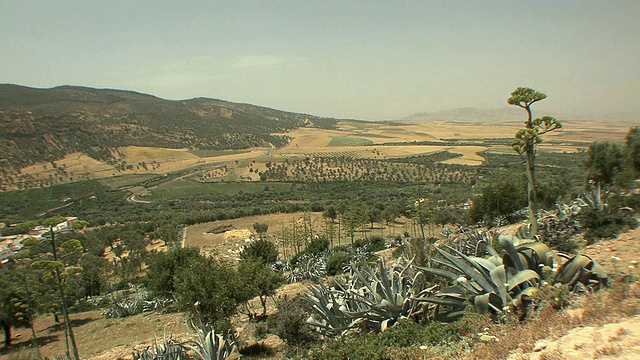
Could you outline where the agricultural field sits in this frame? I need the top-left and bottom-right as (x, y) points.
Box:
(184, 211), (413, 261)
(4, 118), (634, 191)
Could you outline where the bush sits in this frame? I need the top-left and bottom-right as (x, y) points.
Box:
(267, 295), (318, 348)
(325, 252), (352, 276)
(239, 342), (275, 356)
(581, 208), (639, 243)
(242, 238), (279, 264)
(146, 247), (201, 296)
(353, 235), (386, 252)
(301, 318), (478, 360)
(306, 236), (329, 255)
(467, 180), (527, 226)
(174, 255), (248, 326)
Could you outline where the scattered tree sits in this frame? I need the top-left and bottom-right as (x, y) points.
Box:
(241, 238), (279, 264)
(253, 223), (269, 239)
(238, 259), (284, 317)
(174, 254), (245, 328)
(146, 247), (201, 296)
(467, 180), (527, 226)
(625, 127), (640, 175)
(585, 141), (624, 187)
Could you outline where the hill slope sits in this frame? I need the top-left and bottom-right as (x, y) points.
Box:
(0, 84), (337, 175)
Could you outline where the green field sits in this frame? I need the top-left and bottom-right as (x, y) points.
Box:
(98, 174), (160, 189)
(0, 180), (115, 220)
(188, 149), (249, 157)
(144, 180), (294, 200)
(327, 136), (374, 147)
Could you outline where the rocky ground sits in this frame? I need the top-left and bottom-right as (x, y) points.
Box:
(509, 226), (640, 360)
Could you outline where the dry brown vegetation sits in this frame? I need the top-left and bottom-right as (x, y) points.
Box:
(0, 311), (190, 360)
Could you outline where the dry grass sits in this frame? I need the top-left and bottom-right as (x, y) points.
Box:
(0, 311), (190, 360)
(465, 281), (640, 360)
(184, 212), (326, 258)
(185, 212), (411, 260)
(18, 152), (116, 180)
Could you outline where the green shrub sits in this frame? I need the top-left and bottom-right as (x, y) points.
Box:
(326, 252), (352, 276)
(146, 247), (201, 296)
(239, 342), (275, 356)
(300, 318), (476, 360)
(581, 208), (639, 243)
(267, 295), (318, 348)
(467, 180), (527, 226)
(353, 235), (386, 252)
(306, 236), (329, 255)
(241, 238), (279, 264)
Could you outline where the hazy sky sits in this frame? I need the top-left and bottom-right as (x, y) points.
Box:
(2, 1), (639, 120)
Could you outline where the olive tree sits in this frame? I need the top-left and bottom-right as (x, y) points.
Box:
(253, 222), (269, 239)
(586, 141), (624, 187)
(508, 87), (562, 236)
(625, 127), (640, 175)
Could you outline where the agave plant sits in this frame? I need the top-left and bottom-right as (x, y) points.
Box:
(304, 281), (365, 336)
(189, 323), (239, 360)
(416, 233), (609, 321)
(103, 297), (143, 318)
(554, 253), (608, 290)
(287, 253), (327, 283)
(143, 296), (176, 312)
(451, 229), (495, 257)
(132, 331), (189, 360)
(416, 235), (544, 320)
(578, 181), (609, 212)
(535, 212), (582, 253)
(304, 259), (433, 335)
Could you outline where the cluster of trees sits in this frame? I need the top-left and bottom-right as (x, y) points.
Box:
(146, 243), (283, 328)
(257, 156), (477, 184)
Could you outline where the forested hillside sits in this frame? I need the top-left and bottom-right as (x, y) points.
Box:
(0, 84), (337, 176)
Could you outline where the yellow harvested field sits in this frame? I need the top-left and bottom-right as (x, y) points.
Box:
(280, 128), (340, 148)
(119, 146), (271, 174)
(273, 144), (455, 159)
(120, 146), (198, 162)
(440, 146), (488, 166)
(201, 148), (269, 162)
(19, 152), (116, 179)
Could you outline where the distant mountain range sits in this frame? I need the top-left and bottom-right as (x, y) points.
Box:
(403, 107), (640, 123)
(0, 84), (337, 175)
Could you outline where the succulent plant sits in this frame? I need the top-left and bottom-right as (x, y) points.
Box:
(304, 259), (432, 335)
(132, 332), (189, 360)
(143, 297), (176, 312)
(287, 253), (327, 283)
(416, 233), (609, 321)
(554, 253), (608, 290)
(416, 235), (543, 319)
(451, 229), (495, 257)
(189, 323), (239, 360)
(103, 297), (143, 318)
